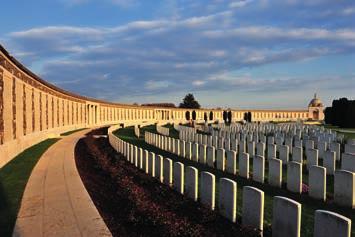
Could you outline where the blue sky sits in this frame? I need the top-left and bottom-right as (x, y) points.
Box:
(1, 0), (354, 109)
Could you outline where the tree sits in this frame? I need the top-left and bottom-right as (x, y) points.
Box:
(179, 93), (201, 109)
(223, 111), (227, 123)
(227, 111), (232, 123)
(192, 110), (197, 120)
(326, 98), (355, 128)
(324, 107), (333, 124)
(243, 112), (248, 121)
(209, 111), (214, 121)
(247, 112), (252, 122)
(185, 111), (191, 121)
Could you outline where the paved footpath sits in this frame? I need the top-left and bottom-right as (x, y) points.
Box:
(13, 129), (112, 237)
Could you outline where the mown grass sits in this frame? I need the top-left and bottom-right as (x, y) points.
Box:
(60, 128), (86, 136)
(0, 139), (60, 237)
(114, 126), (354, 237)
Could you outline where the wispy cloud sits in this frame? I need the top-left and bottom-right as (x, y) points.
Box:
(1, 0), (355, 108)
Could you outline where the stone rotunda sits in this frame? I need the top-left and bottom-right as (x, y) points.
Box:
(308, 93), (324, 120)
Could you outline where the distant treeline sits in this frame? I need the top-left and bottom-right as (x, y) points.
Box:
(325, 98), (355, 128)
(141, 103), (176, 108)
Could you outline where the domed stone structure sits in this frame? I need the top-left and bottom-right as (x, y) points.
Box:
(308, 93), (324, 120)
(308, 93), (324, 107)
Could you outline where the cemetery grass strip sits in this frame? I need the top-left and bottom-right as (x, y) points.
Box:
(75, 127), (260, 237)
(162, 123), (180, 139)
(60, 128), (86, 136)
(0, 138), (60, 237)
(115, 126), (355, 237)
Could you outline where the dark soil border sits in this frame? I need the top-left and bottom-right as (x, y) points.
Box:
(75, 127), (261, 237)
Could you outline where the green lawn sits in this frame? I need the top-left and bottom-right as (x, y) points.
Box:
(60, 128), (86, 136)
(114, 126), (354, 237)
(321, 124), (355, 141)
(162, 123), (179, 139)
(0, 139), (60, 237)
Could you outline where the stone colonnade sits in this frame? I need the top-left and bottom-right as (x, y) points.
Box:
(0, 46), (315, 167)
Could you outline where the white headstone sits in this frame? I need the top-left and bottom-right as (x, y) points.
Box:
(307, 148), (318, 169)
(239, 152), (250, 179)
(180, 140), (186, 157)
(345, 144), (355, 154)
(198, 144), (207, 164)
(217, 148), (226, 171)
(175, 139), (180, 155)
(192, 143), (199, 162)
(318, 141), (327, 159)
(185, 166), (198, 201)
(143, 150), (149, 173)
(148, 152), (155, 177)
(341, 153), (355, 173)
(323, 151), (336, 175)
(309, 165), (326, 201)
(155, 155), (164, 182)
(272, 196), (301, 237)
(256, 142), (265, 157)
(173, 162), (184, 194)
(279, 145), (289, 164)
(330, 142), (340, 161)
(163, 158), (173, 185)
(201, 172), (215, 210)
(247, 141), (255, 157)
(185, 142), (192, 159)
(292, 146), (303, 163)
(268, 158), (282, 188)
(242, 186), (264, 231)
(207, 146), (216, 168)
(267, 144), (276, 159)
(314, 210), (351, 237)
(226, 150), (237, 175)
(253, 155), (265, 184)
(334, 170), (355, 208)
(219, 178), (237, 223)
(287, 161), (302, 194)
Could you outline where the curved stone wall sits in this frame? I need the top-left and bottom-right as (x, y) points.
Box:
(0, 45), (318, 167)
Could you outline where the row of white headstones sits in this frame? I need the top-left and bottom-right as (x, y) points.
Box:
(108, 127), (352, 237)
(180, 124), (355, 173)
(156, 125), (170, 136)
(151, 124), (355, 208)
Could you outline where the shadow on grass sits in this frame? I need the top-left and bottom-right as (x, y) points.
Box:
(0, 138), (60, 237)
